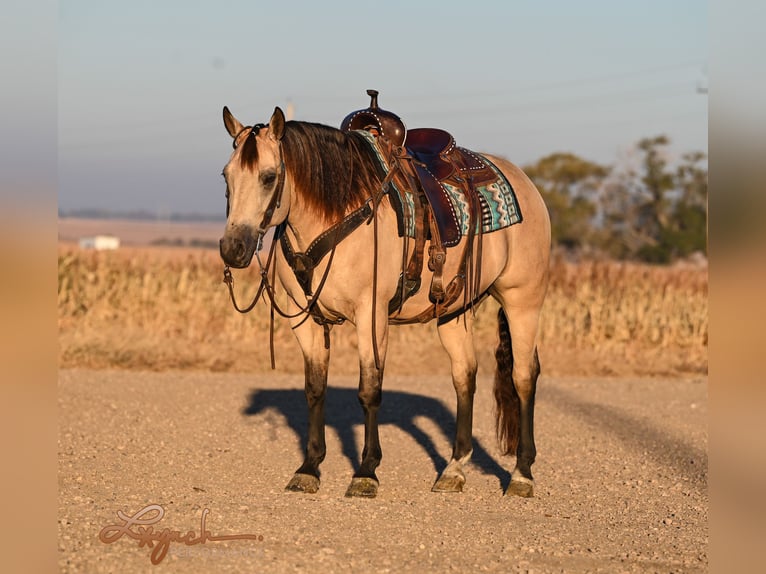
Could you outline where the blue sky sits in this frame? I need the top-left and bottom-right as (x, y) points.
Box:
(56, 0), (707, 216)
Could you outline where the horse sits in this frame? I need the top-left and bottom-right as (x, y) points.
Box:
(219, 105), (550, 498)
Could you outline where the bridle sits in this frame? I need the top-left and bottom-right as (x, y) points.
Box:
(230, 123), (287, 250)
(222, 121), (403, 371)
(222, 123), (286, 317)
(221, 122), (344, 367)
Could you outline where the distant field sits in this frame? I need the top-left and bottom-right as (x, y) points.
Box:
(58, 224), (708, 377)
(58, 217), (224, 247)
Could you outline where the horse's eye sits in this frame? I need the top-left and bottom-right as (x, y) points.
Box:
(260, 171), (277, 188)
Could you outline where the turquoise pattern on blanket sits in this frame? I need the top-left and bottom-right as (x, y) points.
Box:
(442, 156), (522, 236)
(357, 130), (416, 237)
(356, 130), (521, 239)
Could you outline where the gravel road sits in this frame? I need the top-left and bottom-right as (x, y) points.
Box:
(58, 369), (707, 573)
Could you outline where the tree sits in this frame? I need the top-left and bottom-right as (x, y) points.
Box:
(633, 135), (677, 262)
(666, 151), (708, 258)
(523, 153), (609, 251)
(600, 136), (707, 263)
(597, 167), (644, 259)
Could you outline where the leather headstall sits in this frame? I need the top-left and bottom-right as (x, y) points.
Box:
(252, 127), (287, 251)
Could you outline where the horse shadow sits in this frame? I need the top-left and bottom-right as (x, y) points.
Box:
(242, 387), (511, 490)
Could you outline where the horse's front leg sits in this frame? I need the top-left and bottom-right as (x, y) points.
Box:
(285, 316), (330, 494)
(432, 314), (477, 493)
(345, 307), (389, 498)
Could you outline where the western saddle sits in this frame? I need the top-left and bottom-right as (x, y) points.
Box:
(341, 89), (494, 323)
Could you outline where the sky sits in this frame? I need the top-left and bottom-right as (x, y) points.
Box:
(55, 0), (708, 217)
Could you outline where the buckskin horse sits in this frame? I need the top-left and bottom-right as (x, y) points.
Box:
(219, 91), (550, 498)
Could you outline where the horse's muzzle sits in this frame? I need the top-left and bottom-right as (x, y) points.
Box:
(219, 229), (257, 269)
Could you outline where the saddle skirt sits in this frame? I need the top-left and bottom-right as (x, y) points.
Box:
(357, 129), (523, 247)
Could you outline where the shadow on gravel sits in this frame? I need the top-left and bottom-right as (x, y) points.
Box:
(243, 387), (511, 489)
(545, 386), (708, 489)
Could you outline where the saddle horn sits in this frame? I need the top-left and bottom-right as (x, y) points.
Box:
(340, 89), (406, 146)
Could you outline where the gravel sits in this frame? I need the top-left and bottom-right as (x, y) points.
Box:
(58, 369), (708, 573)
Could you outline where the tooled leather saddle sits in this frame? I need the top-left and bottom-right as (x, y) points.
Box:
(341, 89), (512, 322)
(342, 90), (501, 249)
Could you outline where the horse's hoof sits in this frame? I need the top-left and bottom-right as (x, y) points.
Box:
(431, 472), (465, 493)
(505, 477), (534, 498)
(344, 477), (378, 498)
(285, 473), (320, 494)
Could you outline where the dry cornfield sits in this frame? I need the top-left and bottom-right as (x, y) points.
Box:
(58, 246), (707, 377)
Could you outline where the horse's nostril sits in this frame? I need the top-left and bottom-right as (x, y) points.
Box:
(220, 229), (255, 268)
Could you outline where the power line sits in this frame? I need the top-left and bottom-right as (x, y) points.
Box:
(413, 82), (701, 119)
(357, 60), (707, 103)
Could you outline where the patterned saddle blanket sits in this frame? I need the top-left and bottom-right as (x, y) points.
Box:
(358, 129), (523, 246)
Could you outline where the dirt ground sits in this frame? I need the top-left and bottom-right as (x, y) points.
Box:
(58, 369), (707, 573)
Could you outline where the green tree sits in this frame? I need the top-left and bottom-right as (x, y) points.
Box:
(666, 151), (708, 258)
(601, 136), (707, 263)
(634, 135), (677, 262)
(524, 153), (609, 251)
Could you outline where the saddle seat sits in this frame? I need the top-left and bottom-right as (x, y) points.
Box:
(404, 128), (499, 247)
(404, 128), (455, 178)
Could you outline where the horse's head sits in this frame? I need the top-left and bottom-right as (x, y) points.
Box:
(219, 106), (288, 268)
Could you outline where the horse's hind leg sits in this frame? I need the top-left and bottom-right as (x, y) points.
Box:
(495, 301), (542, 498)
(432, 314), (477, 493)
(285, 318), (330, 494)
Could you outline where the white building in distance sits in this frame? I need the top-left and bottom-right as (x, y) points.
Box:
(79, 235), (120, 250)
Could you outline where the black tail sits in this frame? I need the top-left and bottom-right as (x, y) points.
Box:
(494, 308), (520, 455)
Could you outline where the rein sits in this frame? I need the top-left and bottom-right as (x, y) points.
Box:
(222, 123), (288, 367)
(222, 226), (341, 368)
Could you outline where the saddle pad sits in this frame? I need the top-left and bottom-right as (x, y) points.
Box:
(356, 130), (416, 237)
(442, 152), (523, 238)
(356, 130), (522, 242)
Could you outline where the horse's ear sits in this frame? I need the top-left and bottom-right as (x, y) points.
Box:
(269, 107), (286, 141)
(223, 106), (244, 139)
